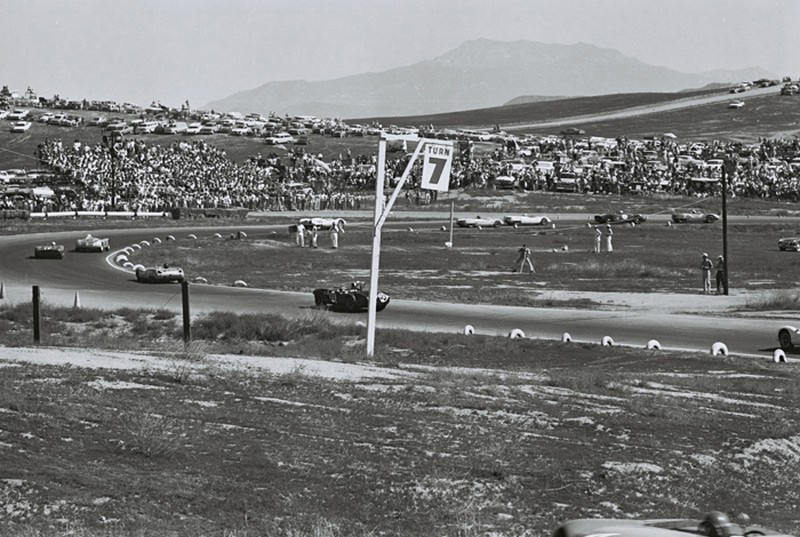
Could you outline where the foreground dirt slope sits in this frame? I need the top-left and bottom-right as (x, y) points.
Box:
(1, 339), (798, 536)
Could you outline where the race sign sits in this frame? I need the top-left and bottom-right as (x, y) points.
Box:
(420, 143), (453, 192)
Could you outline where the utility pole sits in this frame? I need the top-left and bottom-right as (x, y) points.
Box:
(721, 157), (736, 295)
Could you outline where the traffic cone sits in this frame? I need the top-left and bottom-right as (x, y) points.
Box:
(0, 282), (5, 299)
(73, 291), (81, 309)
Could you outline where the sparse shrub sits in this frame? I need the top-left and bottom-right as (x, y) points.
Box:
(117, 407), (183, 458)
(745, 289), (800, 311)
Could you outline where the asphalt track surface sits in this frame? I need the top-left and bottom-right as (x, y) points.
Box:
(0, 218), (795, 360)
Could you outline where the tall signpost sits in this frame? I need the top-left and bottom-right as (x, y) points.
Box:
(366, 136), (454, 356)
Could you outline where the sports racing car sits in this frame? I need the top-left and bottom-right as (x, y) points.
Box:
(594, 212), (646, 225)
(34, 242), (65, 259)
(75, 234), (110, 252)
(135, 264), (185, 283)
(313, 281), (390, 313)
(552, 511), (795, 537)
(456, 215), (503, 228)
(503, 214), (552, 227)
(671, 209), (720, 224)
(778, 234), (800, 251)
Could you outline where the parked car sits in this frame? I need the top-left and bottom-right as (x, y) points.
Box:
(493, 175), (518, 189)
(552, 511), (793, 537)
(75, 234), (110, 252)
(313, 281), (390, 313)
(778, 235), (800, 251)
(456, 215), (503, 228)
(264, 132), (295, 145)
(671, 209), (720, 224)
(554, 171), (580, 192)
(594, 212), (646, 225)
(9, 121), (32, 133)
(502, 214), (552, 227)
(34, 242), (65, 259)
(135, 264), (185, 283)
(7, 109), (30, 120)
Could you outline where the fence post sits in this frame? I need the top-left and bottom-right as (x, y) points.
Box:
(32, 285), (40, 344)
(181, 281), (191, 344)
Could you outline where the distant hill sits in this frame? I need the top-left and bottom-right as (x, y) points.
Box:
(203, 39), (773, 118)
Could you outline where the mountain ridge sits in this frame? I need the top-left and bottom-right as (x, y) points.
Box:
(203, 39), (773, 118)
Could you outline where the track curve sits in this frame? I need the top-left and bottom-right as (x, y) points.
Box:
(0, 223), (793, 359)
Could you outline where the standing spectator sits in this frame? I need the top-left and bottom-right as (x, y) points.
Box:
(593, 226), (602, 254)
(715, 255), (726, 294)
(295, 221), (306, 248)
(330, 221), (343, 249)
(310, 225), (319, 249)
(701, 252), (713, 294)
(512, 244), (535, 273)
(605, 224), (614, 253)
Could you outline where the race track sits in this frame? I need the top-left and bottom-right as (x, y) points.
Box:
(0, 222), (794, 360)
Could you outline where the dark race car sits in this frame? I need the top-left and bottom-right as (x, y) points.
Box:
(594, 212), (646, 225)
(34, 242), (66, 259)
(135, 264), (185, 283)
(552, 511), (795, 537)
(313, 281), (390, 313)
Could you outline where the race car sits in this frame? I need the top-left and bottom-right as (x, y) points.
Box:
(502, 214), (552, 227)
(778, 324), (800, 350)
(34, 242), (65, 259)
(778, 235), (800, 251)
(313, 281), (390, 313)
(594, 212), (647, 225)
(552, 510), (795, 537)
(456, 215), (503, 228)
(671, 209), (720, 224)
(75, 234), (110, 252)
(288, 216), (346, 233)
(135, 264), (185, 283)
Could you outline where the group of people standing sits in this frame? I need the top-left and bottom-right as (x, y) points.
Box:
(701, 252), (727, 294)
(295, 221), (344, 249)
(593, 224), (614, 254)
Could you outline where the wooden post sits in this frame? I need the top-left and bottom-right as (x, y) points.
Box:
(32, 285), (40, 344)
(181, 281), (191, 344)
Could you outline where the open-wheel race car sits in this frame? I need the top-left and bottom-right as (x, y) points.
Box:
(34, 242), (66, 259)
(75, 234), (110, 252)
(552, 511), (795, 537)
(313, 281), (390, 313)
(135, 264), (185, 283)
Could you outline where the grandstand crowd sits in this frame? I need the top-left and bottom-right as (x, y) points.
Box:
(3, 112), (800, 213)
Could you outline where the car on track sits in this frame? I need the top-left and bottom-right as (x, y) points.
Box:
(313, 281), (390, 313)
(778, 234), (800, 251)
(552, 510), (794, 537)
(9, 121), (32, 133)
(594, 212), (647, 225)
(728, 100), (745, 109)
(671, 209), (720, 224)
(135, 264), (185, 283)
(75, 234), (110, 252)
(288, 216), (346, 233)
(456, 215), (503, 228)
(502, 214), (552, 227)
(34, 242), (66, 259)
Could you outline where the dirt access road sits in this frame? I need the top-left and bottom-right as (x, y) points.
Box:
(504, 85), (782, 131)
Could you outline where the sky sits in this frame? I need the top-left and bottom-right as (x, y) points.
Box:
(1, 0), (796, 109)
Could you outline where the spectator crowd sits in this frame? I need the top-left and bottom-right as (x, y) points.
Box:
(3, 130), (800, 213)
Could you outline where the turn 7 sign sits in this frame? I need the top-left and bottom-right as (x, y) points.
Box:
(420, 143), (453, 192)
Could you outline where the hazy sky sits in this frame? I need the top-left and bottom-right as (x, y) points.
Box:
(1, 0), (796, 108)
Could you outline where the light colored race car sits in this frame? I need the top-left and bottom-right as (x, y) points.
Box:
(671, 209), (720, 224)
(135, 264), (185, 283)
(552, 511), (795, 537)
(288, 216), (346, 233)
(456, 215), (503, 228)
(75, 234), (110, 252)
(778, 324), (800, 350)
(34, 242), (66, 259)
(502, 214), (552, 227)
(778, 235), (800, 251)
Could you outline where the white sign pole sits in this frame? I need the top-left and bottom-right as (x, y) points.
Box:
(367, 137), (451, 356)
(366, 139), (387, 356)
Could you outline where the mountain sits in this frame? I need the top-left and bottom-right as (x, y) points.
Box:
(202, 39), (773, 119)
